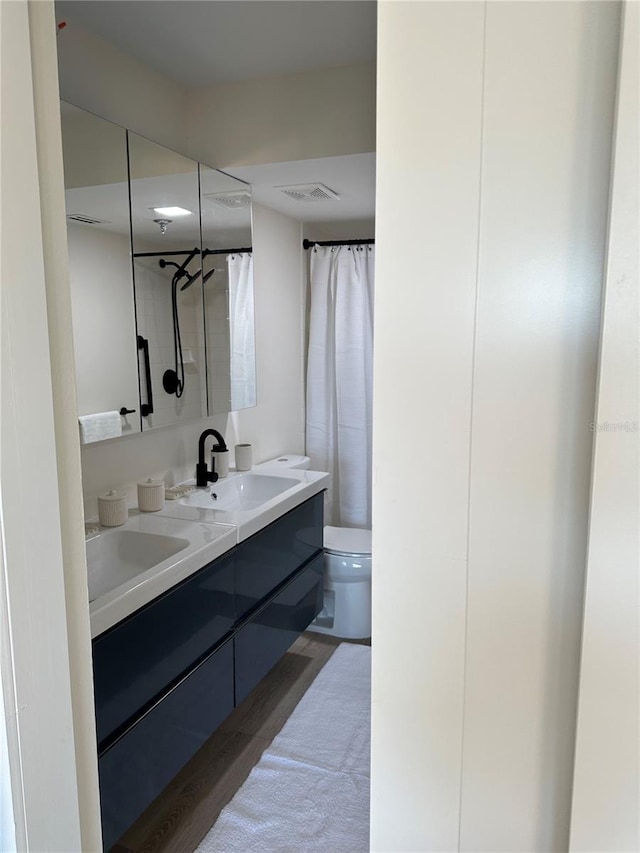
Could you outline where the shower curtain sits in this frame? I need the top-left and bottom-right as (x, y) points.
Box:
(306, 244), (375, 528)
(228, 252), (256, 410)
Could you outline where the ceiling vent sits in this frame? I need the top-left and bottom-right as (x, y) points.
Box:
(204, 190), (251, 210)
(66, 213), (110, 225)
(277, 183), (340, 203)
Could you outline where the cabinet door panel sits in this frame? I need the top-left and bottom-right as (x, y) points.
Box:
(98, 638), (234, 851)
(93, 552), (234, 747)
(235, 556), (324, 705)
(234, 493), (323, 621)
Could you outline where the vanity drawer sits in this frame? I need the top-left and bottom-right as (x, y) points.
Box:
(235, 554), (324, 705)
(234, 492), (323, 622)
(98, 636), (234, 852)
(93, 551), (234, 747)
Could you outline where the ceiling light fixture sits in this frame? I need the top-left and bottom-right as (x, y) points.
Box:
(152, 206), (193, 217)
(153, 218), (172, 235)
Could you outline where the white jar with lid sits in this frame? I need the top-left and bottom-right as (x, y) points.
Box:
(98, 489), (128, 527)
(137, 478), (165, 512)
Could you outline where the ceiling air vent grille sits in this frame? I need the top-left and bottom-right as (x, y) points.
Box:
(277, 183), (340, 202)
(204, 190), (251, 209)
(66, 213), (110, 225)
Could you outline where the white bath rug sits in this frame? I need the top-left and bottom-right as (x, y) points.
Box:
(196, 642), (371, 853)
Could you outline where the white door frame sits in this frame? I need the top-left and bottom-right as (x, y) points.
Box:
(0, 2), (101, 849)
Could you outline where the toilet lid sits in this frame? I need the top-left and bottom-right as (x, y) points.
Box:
(324, 526), (372, 556)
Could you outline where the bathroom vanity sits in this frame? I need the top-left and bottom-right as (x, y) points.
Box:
(92, 489), (324, 850)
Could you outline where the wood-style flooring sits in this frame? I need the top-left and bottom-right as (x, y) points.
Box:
(114, 632), (346, 853)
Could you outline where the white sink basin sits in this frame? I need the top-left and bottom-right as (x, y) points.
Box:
(86, 512), (236, 638)
(159, 468), (330, 543)
(86, 529), (189, 602)
(180, 474), (296, 512)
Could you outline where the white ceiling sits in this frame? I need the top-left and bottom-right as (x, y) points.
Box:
(231, 153), (375, 233)
(55, 0), (377, 88)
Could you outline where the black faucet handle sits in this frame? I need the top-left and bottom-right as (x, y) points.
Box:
(210, 454), (219, 481)
(196, 461), (220, 487)
(196, 462), (210, 488)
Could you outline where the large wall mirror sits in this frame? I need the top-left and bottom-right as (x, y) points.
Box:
(128, 133), (207, 430)
(61, 102), (141, 435)
(60, 103), (257, 441)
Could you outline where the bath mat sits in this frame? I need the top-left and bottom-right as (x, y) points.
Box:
(195, 642), (371, 853)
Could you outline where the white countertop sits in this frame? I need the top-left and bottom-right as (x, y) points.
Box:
(88, 468), (329, 638)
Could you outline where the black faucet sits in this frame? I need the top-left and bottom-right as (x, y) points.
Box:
(196, 429), (228, 487)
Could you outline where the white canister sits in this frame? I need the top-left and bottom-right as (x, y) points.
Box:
(137, 478), (165, 512)
(211, 449), (229, 478)
(235, 443), (253, 471)
(98, 489), (128, 527)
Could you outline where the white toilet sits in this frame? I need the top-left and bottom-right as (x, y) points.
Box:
(256, 455), (372, 640)
(309, 525), (372, 640)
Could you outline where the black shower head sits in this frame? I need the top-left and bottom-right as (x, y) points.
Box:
(180, 268), (202, 291)
(179, 266), (216, 290)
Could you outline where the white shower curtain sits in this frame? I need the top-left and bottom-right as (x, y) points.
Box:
(228, 253), (256, 410)
(306, 245), (375, 528)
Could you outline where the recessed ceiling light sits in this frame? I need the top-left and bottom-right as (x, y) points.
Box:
(151, 206), (192, 217)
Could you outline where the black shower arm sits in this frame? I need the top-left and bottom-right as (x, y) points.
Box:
(158, 247), (200, 280)
(176, 247), (200, 275)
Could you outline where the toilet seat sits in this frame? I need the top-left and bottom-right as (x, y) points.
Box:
(324, 526), (372, 557)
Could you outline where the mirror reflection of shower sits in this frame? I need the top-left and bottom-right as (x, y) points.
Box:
(158, 249), (216, 398)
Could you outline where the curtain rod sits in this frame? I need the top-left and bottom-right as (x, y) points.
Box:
(203, 246), (252, 257)
(133, 246), (252, 259)
(303, 238), (374, 250)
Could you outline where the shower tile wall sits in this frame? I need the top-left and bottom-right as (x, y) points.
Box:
(134, 258), (206, 429)
(205, 265), (232, 414)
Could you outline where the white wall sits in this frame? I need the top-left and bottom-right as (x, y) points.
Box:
(570, 3), (639, 849)
(187, 62), (376, 168)
(57, 16), (188, 153)
(79, 203), (305, 518)
(373, 2), (620, 850)
(57, 22), (375, 171)
(459, 4), (620, 851)
(373, 3), (485, 848)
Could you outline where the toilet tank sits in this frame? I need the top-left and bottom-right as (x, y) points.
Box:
(255, 454), (311, 471)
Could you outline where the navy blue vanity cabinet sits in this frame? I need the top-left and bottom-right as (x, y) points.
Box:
(94, 491), (325, 850)
(234, 492), (324, 621)
(99, 637), (234, 851)
(93, 550), (234, 747)
(235, 553), (324, 705)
